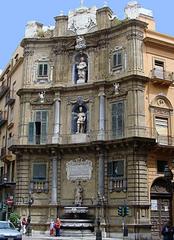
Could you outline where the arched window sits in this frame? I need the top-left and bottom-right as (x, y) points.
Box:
(74, 53), (88, 84)
(71, 104), (88, 134)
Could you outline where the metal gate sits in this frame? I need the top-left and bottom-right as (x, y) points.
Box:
(151, 178), (172, 240)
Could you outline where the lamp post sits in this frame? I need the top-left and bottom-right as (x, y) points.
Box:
(96, 192), (104, 240)
(26, 191), (34, 236)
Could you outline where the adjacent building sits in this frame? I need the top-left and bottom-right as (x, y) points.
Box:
(0, 1), (174, 239)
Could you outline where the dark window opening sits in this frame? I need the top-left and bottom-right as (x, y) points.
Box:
(157, 160), (168, 173)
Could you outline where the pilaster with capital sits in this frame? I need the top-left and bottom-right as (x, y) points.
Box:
(50, 150), (60, 205)
(97, 88), (105, 140)
(127, 29), (144, 73)
(52, 94), (61, 143)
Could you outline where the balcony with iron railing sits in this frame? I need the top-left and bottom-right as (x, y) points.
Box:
(0, 174), (15, 187)
(0, 85), (9, 99)
(109, 177), (127, 192)
(0, 147), (6, 159)
(7, 126), (174, 150)
(150, 68), (174, 86)
(8, 126), (157, 146)
(30, 180), (49, 193)
(5, 90), (15, 106)
(0, 111), (7, 127)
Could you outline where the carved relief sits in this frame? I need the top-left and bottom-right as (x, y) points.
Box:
(66, 157), (93, 181)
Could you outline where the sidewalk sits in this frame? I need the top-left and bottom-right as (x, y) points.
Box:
(22, 232), (116, 240)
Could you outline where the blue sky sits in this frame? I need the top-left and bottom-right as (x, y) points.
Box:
(0, 0), (174, 70)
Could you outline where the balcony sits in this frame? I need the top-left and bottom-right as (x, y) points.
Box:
(8, 126), (156, 146)
(0, 85), (9, 99)
(0, 174), (15, 187)
(150, 68), (174, 86)
(0, 111), (7, 127)
(0, 147), (6, 158)
(5, 90), (15, 106)
(109, 177), (127, 192)
(30, 180), (49, 193)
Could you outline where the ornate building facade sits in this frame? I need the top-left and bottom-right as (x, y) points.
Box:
(1, 1), (174, 239)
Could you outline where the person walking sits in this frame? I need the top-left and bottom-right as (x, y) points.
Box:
(161, 222), (173, 240)
(21, 217), (27, 234)
(54, 217), (61, 237)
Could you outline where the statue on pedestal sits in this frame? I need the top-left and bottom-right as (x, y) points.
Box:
(76, 57), (87, 83)
(76, 106), (86, 133)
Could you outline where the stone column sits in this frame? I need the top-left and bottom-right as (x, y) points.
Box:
(97, 88), (105, 140)
(98, 149), (105, 196)
(51, 155), (58, 205)
(52, 96), (61, 143)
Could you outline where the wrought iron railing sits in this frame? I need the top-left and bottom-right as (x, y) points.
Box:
(109, 177), (127, 192)
(151, 68), (174, 82)
(30, 180), (49, 193)
(7, 127), (174, 147)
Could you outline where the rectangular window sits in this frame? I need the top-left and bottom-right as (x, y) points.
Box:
(33, 163), (46, 180)
(155, 117), (168, 145)
(112, 101), (124, 138)
(108, 160), (124, 177)
(157, 160), (168, 173)
(154, 60), (164, 79)
(28, 111), (48, 144)
(38, 63), (48, 77)
(112, 50), (122, 70)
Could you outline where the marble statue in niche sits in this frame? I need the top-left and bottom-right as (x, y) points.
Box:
(76, 106), (86, 133)
(74, 53), (88, 84)
(72, 104), (87, 134)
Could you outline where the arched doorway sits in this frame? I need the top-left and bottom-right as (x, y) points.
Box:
(150, 177), (172, 239)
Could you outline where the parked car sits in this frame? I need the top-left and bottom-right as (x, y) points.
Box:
(0, 221), (22, 240)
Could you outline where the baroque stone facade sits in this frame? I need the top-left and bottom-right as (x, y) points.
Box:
(1, 1), (174, 239)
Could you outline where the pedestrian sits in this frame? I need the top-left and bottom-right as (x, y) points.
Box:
(161, 222), (173, 240)
(21, 217), (27, 234)
(50, 219), (54, 236)
(54, 217), (61, 236)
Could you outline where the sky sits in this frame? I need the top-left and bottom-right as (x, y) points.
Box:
(0, 0), (174, 71)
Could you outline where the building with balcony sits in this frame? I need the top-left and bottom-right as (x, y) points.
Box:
(0, 46), (23, 219)
(1, 1), (174, 239)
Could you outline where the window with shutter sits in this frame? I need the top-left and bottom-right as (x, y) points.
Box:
(112, 50), (122, 70)
(108, 160), (124, 178)
(33, 163), (46, 180)
(28, 111), (48, 144)
(38, 63), (48, 77)
(112, 101), (124, 138)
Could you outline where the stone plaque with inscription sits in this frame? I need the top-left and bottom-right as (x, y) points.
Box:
(66, 157), (92, 181)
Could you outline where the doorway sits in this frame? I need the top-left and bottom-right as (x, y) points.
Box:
(150, 178), (172, 239)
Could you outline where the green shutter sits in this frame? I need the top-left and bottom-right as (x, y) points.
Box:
(112, 102), (124, 138)
(28, 122), (35, 144)
(108, 162), (113, 177)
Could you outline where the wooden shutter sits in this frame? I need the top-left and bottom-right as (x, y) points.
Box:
(28, 122), (35, 144)
(112, 101), (124, 138)
(33, 164), (46, 180)
(108, 162), (113, 177)
(113, 160), (124, 177)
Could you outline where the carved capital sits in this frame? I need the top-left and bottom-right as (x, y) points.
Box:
(127, 30), (143, 41)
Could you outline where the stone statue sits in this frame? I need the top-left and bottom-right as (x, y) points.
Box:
(76, 106), (86, 133)
(76, 57), (87, 83)
(39, 91), (45, 103)
(74, 181), (83, 206)
(75, 36), (86, 50)
(113, 83), (120, 95)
